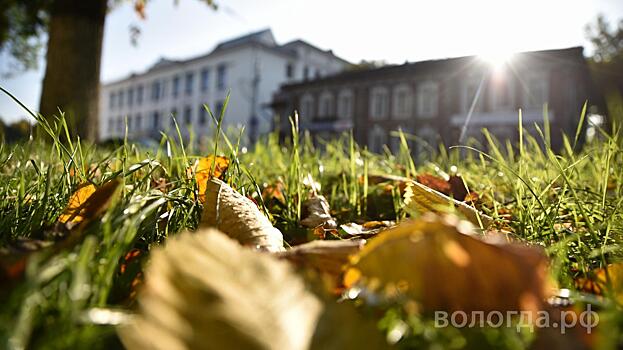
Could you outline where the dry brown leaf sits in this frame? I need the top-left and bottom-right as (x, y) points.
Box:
(201, 178), (284, 252)
(345, 213), (550, 314)
(119, 229), (387, 350)
(300, 195), (337, 229)
(404, 179), (493, 228)
(276, 239), (365, 279)
(416, 173), (451, 195)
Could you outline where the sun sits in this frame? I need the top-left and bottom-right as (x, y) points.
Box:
(479, 49), (515, 71)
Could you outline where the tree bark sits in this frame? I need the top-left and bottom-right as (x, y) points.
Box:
(39, 0), (107, 142)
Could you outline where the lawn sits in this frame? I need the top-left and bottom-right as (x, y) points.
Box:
(0, 99), (622, 349)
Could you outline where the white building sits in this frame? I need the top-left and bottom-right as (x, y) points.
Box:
(99, 29), (350, 142)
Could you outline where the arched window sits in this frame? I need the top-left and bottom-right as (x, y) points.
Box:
(369, 86), (389, 120)
(300, 93), (315, 118)
(392, 84), (412, 119)
(417, 81), (439, 118)
(368, 124), (387, 153)
(337, 89), (354, 120)
(318, 92), (334, 119)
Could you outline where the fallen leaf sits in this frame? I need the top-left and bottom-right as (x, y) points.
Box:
(300, 195), (337, 229)
(201, 178), (284, 252)
(416, 173), (450, 195)
(447, 175), (469, 201)
(191, 155), (229, 203)
(404, 180), (493, 228)
(345, 213), (550, 314)
(262, 181), (286, 206)
(58, 183), (97, 225)
(340, 221), (394, 238)
(575, 263), (623, 302)
(118, 229), (387, 350)
(276, 239), (365, 279)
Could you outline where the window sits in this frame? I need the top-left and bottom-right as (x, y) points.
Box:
(201, 68), (210, 92)
(303, 66), (309, 80)
(417, 81), (439, 118)
(216, 64), (227, 90)
(490, 75), (513, 110)
(369, 87), (389, 120)
(184, 106), (192, 124)
(185, 72), (194, 95)
(151, 81), (161, 101)
(368, 125), (386, 153)
(127, 88), (134, 107)
(108, 118), (114, 133)
(318, 92), (334, 119)
(119, 90), (125, 107)
(300, 93), (315, 118)
(172, 76), (180, 98)
(337, 90), (353, 120)
(137, 85), (143, 105)
(109, 92), (116, 109)
(198, 105), (207, 126)
(286, 63), (293, 78)
(136, 114), (142, 131)
(116, 117), (123, 134)
(462, 75), (484, 112)
(524, 73), (548, 109)
(392, 84), (412, 119)
(152, 111), (160, 130)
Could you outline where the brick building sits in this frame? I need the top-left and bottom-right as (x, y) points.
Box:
(271, 47), (596, 154)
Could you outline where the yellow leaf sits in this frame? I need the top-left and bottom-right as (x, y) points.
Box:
(58, 184), (96, 224)
(346, 213), (549, 314)
(192, 155), (229, 203)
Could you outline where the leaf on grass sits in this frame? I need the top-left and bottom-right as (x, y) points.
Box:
(1, 180), (120, 285)
(345, 213), (550, 314)
(340, 221), (394, 238)
(192, 155), (229, 203)
(575, 263), (623, 302)
(276, 239), (365, 280)
(58, 183), (97, 225)
(404, 179), (493, 228)
(416, 173), (450, 195)
(300, 195), (337, 229)
(119, 229), (387, 350)
(201, 178), (284, 252)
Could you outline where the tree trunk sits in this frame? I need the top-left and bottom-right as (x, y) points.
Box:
(39, 0), (107, 142)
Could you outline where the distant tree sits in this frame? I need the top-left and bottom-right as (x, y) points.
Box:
(585, 15), (623, 120)
(0, 0), (216, 142)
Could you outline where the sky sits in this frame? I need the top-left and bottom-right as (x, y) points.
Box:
(1, 0), (622, 122)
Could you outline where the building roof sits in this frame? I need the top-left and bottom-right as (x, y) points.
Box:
(280, 46), (586, 89)
(103, 28), (350, 86)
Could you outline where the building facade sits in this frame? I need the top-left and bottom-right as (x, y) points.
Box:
(272, 47), (595, 154)
(99, 29), (349, 142)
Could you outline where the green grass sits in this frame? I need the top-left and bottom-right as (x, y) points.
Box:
(0, 91), (622, 349)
